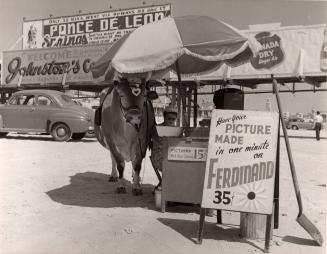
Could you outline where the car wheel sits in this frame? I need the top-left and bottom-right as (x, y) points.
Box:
(51, 123), (71, 142)
(71, 132), (86, 140)
(291, 125), (299, 130)
(0, 132), (8, 137)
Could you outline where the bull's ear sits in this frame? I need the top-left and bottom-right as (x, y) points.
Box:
(147, 90), (158, 100)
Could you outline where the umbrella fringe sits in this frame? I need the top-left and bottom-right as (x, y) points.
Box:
(111, 51), (185, 75)
(176, 62), (224, 78)
(183, 42), (251, 62)
(110, 42), (253, 77)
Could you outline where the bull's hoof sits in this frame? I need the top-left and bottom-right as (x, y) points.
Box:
(108, 176), (118, 182)
(132, 188), (143, 196)
(116, 186), (127, 194)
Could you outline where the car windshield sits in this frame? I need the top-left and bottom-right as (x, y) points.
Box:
(60, 94), (77, 106)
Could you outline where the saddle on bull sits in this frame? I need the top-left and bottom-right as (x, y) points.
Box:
(95, 77), (158, 195)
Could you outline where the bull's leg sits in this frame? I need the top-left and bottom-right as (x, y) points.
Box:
(131, 160), (143, 196)
(108, 152), (118, 182)
(116, 159), (126, 194)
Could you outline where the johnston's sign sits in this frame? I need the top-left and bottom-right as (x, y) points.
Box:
(1, 44), (109, 85)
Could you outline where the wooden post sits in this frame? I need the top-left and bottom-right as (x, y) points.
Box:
(187, 85), (191, 127)
(181, 85), (187, 127)
(240, 213), (271, 239)
(175, 61), (182, 126)
(177, 84), (181, 126)
(274, 121), (280, 229)
(193, 83), (198, 127)
(175, 61), (187, 127)
(264, 213), (273, 253)
(171, 82), (176, 107)
(196, 208), (206, 244)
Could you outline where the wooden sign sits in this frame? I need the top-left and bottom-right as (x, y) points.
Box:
(201, 110), (279, 215)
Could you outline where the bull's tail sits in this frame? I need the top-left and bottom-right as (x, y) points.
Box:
(95, 125), (107, 148)
(94, 106), (102, 126)
(137, 99), (156, 159)
(95, 86), (115, 126)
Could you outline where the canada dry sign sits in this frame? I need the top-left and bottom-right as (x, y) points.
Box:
(201, 110), (279, 215)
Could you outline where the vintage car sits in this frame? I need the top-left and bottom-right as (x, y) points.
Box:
(286, 117), (315, 130)
(0, 89), (94, 141)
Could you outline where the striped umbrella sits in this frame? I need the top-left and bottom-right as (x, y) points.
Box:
(91, 15), (260, 81)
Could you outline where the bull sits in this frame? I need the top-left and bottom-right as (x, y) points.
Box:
(95, 78), (157, 195)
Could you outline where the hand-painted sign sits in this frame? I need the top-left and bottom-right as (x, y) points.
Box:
(1, 44), (109, 85)
(22, 4), (171, 49)
(201, 110), (279, 215)
(168, 146), (207, 162)
(250, 32), (284, 69)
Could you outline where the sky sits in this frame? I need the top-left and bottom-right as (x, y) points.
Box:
(0, 0), (326, 113)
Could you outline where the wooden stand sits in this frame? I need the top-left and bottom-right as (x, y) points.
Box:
(197, 210), (273, 253)
(239, 91), (280, 240)
(160, 136), (208, 212)
(240, 213), (269, 239)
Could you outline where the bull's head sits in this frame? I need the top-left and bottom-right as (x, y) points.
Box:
(115, 78), (148, 130)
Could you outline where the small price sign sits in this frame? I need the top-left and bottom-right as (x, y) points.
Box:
(168, 146), (207, 162)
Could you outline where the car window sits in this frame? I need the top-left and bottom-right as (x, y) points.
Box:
(25, 96), (35, 105)
(37, 95), (54, 106)
(8, 95), (19, 105)
(9, 94), (35, 106)
(61, 94), (76, 106)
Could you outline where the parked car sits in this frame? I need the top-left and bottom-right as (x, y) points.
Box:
(286, 117), (315, 130)
(0, 89), (94, 141)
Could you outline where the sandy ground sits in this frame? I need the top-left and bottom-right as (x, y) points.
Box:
(0, 130), (326, 254)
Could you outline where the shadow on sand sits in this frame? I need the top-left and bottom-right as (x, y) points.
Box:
(1, 135), (54, 142)
(46, 171), (157, 209)
(158, 218), (265, 251)
(2, 135), (97, 143)
(282, 235), (320, 246)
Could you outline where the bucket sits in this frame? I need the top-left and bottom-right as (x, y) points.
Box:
(154, 188), (162, 209)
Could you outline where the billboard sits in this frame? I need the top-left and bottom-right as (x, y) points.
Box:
(169, 24), (327, 81)
(1, 44), (110, 85)
(22, 4), (171, 49)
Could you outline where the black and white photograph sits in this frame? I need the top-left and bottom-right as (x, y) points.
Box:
(0, 0), (326, 253)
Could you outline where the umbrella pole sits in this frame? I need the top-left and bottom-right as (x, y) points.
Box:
(171, 81), (176, 108)
(175, 61), (186, 127)
(193, 84), (198, 127)
(272, 76), (323, 246)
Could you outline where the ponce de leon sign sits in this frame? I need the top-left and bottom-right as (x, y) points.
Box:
(22, 4), (171, 49)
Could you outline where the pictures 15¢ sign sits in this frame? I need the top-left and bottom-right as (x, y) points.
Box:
(168, 147), (207, 162)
